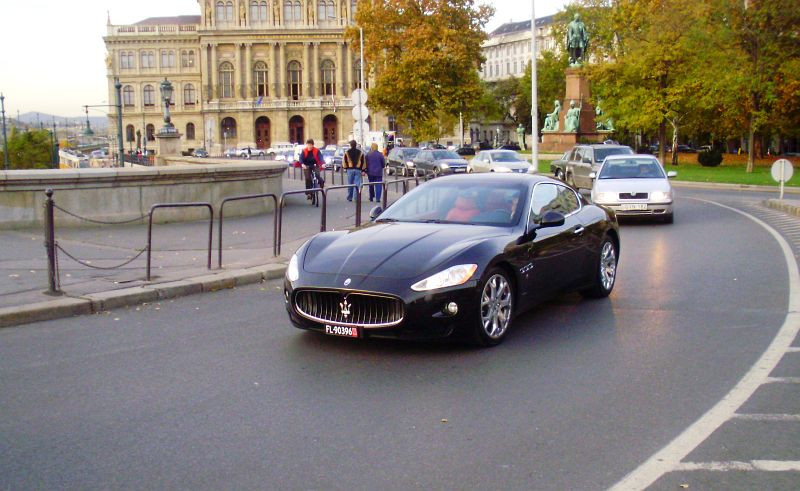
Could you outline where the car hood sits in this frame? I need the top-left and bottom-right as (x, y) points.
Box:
(491, 162), (530, 170)
(303, 222), (506, 279)
(435, 159), (469, 166)
(594, 178), (671, 193)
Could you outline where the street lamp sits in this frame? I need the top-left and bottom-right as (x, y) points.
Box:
(529, 1), (540, 172)
(1, 92), (8, 170)
(114, 77), (124, 167)
(159, 77), (176, 133)
(82, 105), (94, 136)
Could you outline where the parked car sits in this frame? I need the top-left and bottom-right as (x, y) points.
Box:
(268, 142), (295, 156)
(412, 149), (469, 177)
(676, 144), (696, 153)
(551, 144), (634, 190)
(191, 148), (209, 158)
(590, 154), (676, 223)
(320, 149), (335, 169)
(550, 151), (571, 178)
(284, 173), (621, 346)
(420, 142), (446, 150)
(226, 146), (266, 158)
(469, 150), (533, 174)
(456, 146), (476, 156)
(386, 147), (421, 176)
(499, 143), (521, 151)
(332, 147), (345, 170)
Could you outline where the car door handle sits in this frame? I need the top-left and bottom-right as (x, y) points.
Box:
(572, 225), (585, 235)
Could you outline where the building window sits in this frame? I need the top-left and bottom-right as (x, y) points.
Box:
(217, 1), (234, 22)
(140, 51), (155, 68)
(161, 50), (175, 68)
(143, 85), (155, 106)
(513, 61), (517, 74)
(122, 85), (135, 107)
(353, 59), (368, 90)
(284, 1), (302, 22)
(221, 117), (237, 140)
(181, 50), (195, 68)
(251, 1), (268, 23)
(351, 0), (357, 18)
(219, 61), (234, 98)
(120, 51), (135, 69)
(186, 122), (196, 140)
(254, 61), (269, 97)
(183, 84), (196, 106)
(318, 0), (334, 21)
(146, 123), (155, 141)
(287, 60), (301, 100)
(125, 124), (135, 142)
(321, 60), (335, 96)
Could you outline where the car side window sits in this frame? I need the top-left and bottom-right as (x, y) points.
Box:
(528, 183), (559, 226)
(573, 148), (583, 162)
(556, 185), (581, 214)
(584, 148), (594, 163)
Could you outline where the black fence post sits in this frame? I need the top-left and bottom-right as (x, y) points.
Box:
(43, 189), (60, 295)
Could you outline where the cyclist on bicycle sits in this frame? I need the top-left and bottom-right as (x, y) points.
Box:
(301, 139), (325, 201)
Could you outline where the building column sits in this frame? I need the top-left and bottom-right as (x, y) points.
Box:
(234, 43), (242, 99)
(336, 42), (345, 97)
(200, 43), (209, 101)
(245, 43), (253, 99)
(271, 42), (279, 98)
(279, 42), (287, 99)
(344, 42), (353, 95)
(210, 44), (218, 100)
(312, 42), (320, 98)
(302, 42), (311, 99)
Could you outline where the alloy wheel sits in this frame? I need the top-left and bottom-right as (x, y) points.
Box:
(600, 241), (617, 291)
(480, 274), (513, 339)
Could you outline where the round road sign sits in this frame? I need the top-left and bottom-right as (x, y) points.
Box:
(352, 105), (369, 122)
(350, 89), (368, 105)
(771, 159), (794, 183)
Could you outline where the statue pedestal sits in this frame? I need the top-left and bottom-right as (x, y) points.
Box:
(155, 127), (182, 166)
(541, 131), (611, 153)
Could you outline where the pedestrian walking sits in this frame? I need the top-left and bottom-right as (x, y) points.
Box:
(343, 140), (366, 202)
(300, 139), (324, 202)
(246, 146), (252, 159)
(365, 143), (385, 202)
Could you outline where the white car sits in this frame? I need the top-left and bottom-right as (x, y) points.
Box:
(226, 147), (265, 158)
(590, 154), (676, 223)
(267, 142), (295, 155)
(469, 150), (534, 174)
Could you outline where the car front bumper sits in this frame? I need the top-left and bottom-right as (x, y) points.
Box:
(599, 201), (673, 217)
(284, 273), (480, 341)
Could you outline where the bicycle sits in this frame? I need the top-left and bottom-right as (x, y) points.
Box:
(309, 166), (321, 207)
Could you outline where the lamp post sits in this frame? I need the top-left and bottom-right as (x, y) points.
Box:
(114, 77), (124, 167)
(1, 93), (8, 170)
(82, 105), (94, 136)
(159, 77), (176, 133)
(529, 1), (540, 172)
(51, 119), (58, 168)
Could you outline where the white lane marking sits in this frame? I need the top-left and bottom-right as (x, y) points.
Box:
(610, 197), (800, 491)
(766, 376), (800, 383)
(675, 461), (800, 472)
(732, 413), (800, 421)
(788, 347), (800, 353)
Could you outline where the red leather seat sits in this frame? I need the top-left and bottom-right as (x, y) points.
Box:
(446, 196), (480, 222)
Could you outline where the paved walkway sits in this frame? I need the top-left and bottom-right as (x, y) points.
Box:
(0, 175), (414, 310)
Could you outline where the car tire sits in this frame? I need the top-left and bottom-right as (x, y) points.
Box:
(555, 169), (565, 181)
(581, 236), (618, 299)
(471, 267), (514, 347)
(401, 166), (408, 177)
(433, 167), (441, 178)
(467, 166), (473, 173)
(566, 172), (577, 189)
(662, 213), (674, 224)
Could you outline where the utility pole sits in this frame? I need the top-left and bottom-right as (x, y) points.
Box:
(1, 93), (9, 170)
(358, 26), (365, 151)
(529, 1), (540, 172)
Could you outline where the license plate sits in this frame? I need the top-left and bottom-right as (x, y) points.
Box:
(621, 203), (648, 211)
(325, 325), (359, 338)
(453, 168), (466, 173)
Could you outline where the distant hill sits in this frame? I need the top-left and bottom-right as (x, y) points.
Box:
(17, 112), (108, 130)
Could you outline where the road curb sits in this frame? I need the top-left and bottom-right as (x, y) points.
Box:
(672, 180), (800, 194)
(0, 262), (287, 329)
(764, 199), (800, 217)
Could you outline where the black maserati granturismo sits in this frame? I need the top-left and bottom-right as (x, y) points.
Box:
(285, 174), (620, 346)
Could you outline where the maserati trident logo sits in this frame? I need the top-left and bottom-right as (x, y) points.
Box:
(344, 278), (352, 286)
(339, 299), (352, 319)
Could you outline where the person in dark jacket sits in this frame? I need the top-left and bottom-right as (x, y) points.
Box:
(365, 143), (385, 202)
(343, 140), (366, 202)
(301, 139), (324, 201)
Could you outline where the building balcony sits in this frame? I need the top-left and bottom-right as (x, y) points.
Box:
(108, 24), (198, 37)
(205, 98), (353, 112)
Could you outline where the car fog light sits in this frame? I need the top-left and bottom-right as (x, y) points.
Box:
(445, 302), (458, 315)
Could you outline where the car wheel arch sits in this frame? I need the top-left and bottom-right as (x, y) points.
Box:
(484, 260), (521, 311)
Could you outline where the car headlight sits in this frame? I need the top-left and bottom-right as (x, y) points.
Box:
(406, 161), (415, 167)
(410, 264), (478, 292)
(324, 156), (333, 164)
(493, 166), (512, 173)
(593, 192), (617, 204)
(287, 254), (300, 282)
(439, 162), (450, 169)
(650, 191), (672, 202)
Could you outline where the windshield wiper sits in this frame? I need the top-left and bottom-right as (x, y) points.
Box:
(375, 218), (401, 223)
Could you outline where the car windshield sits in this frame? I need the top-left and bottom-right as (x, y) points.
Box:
(490, 152), (526, 163)
(599, 158), (666, 179)
(321, 150), (334, 157)
(431, 150), (461, 160)
(594, 147), (633, 162)
(377, 181), (526, 226)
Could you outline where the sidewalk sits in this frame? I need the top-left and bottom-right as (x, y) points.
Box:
(0, 175), (388, 327)
(764, 199), (800, 217)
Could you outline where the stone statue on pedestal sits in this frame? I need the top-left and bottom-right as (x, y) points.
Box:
(595, 102), (615, 131)
(565, 100), (582, 133)
(543, 100), (561, 131)
(567, 13), (589, 66)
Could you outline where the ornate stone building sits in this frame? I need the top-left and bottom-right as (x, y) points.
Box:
(105, 0), (385, 154)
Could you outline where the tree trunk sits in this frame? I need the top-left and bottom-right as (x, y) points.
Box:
(658, 120), (666, 165)
(670, 119), (679, 166)
(746, 113), (755, 173)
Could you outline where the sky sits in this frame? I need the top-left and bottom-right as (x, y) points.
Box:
(0, 0), (570, 118)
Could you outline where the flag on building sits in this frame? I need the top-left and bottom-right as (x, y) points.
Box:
(256, 96), (263, 106)
(332, 94), (336, 112)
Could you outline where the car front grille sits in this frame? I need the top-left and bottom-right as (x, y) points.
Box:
(619, 192), (649, 200)
(294, 289), (404, 328)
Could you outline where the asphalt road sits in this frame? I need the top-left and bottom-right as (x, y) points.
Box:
(1, 189), (798, 490)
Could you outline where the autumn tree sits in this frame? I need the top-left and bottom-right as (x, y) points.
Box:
(0, 127), (54, 169)
(348, 0), (493, 142)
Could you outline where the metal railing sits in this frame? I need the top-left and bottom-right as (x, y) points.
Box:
(147, 203), (213, 281)
(218, 193), (278, 268)
(324, 184), (362, 226)
(275, 188), (326, 256)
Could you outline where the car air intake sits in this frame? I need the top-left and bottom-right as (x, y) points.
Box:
(619, 192), (649, 200)
(294, 290), (404, 328)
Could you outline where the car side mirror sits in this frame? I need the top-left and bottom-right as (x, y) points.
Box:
(539, 210), (566, 229)
(369, 206), (383, 221)
(667, 171), (677, 178)
(589, 172), (597, 179)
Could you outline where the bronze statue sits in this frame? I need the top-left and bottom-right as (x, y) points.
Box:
(566, 13), (588, 66)
(543, 100), (561, 131)
(565, 100), (582, 133)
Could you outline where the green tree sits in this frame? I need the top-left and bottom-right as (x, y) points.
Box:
(518, 50), (569, 135)
(349, 0), (493, 142)
(1, 127), (53, 169)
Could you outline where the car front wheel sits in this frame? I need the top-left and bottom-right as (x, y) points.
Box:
(555, 169), (565, 181)
(581, 237), (618, 298)
(472, 268), (514, 347)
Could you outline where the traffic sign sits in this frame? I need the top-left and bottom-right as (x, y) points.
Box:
(352, 105), (369, 122)
(350, 89), (368, 105)
(771, 158), (794, 199)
